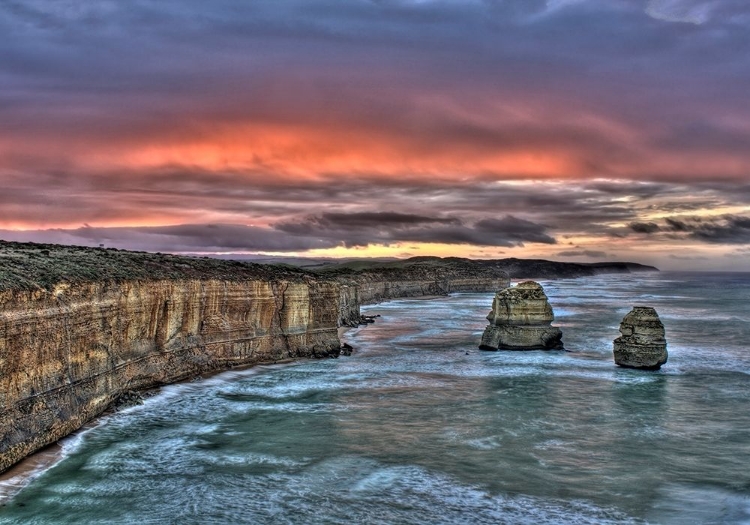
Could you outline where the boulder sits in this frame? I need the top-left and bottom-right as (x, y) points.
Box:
(613, 306), (668, 370)
(479, 281), (563, 350)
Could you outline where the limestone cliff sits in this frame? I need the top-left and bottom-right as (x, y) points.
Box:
(0, 278), (342, 473)
(0, 243), (510, 473)
(0, 242), (348, 474)
(326, 258), (511, 326)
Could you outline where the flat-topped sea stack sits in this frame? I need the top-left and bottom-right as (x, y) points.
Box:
(479, 281), (563, 351)
(613, 307), (668, 370)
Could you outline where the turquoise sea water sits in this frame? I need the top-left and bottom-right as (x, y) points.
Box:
(1, 272), (749, 524)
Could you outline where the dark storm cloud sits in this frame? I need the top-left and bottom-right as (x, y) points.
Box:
(276, 213), (556, 248)
(629, 222), (662, 234)
(0, 212), (556, 253)
(0, 224), (338, 253)
(278, 212), (461, 234)
(628, 215), (750, 244)
(2, 166), (748, 249)
(474, 217), (556, 245)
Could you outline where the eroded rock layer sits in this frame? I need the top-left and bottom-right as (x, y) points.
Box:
(613, 306), (668, 370)
(330, 259), (511, 326)
(479, 281), (563, 350)
(0, 278), (341, 473)
(0, 243), (514, 474)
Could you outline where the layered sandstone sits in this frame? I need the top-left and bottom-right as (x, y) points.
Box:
(328, 258), (511, 326)
(0, 243), (513, 473)
(479, 281), (563, 350)
(0, 245), (343, 474)
(613, 307), (668, 370)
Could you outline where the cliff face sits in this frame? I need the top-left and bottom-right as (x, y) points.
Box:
(0, 244), (516, 474)
(332, 263), (511, 325)
(0, 278), (341, 474)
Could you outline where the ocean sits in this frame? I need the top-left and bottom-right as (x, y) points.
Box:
(1, 272), (749, 524)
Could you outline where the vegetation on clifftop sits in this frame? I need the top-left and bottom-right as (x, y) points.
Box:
(0, 241), (311, 291)
(0, 241), (657, 292)
(315, 256), (657, 280)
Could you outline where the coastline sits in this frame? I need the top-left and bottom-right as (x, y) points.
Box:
(0, 293), (440, 504)
(0, 354), (309, 505)
(0, 443), (63, 505)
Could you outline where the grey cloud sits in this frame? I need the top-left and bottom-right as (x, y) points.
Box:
(3, 164), (748, 246)
(474, 216), (556, 245)
(629, 222), (661, 234)
(557, 249), (609, 258)
(0, 224), (338, 253)
(664, 218), (691, 232)
(0, 212), (557, 253)
(275, 212), (556, 248)
(628, 214), (750, 244)
(669, 254), (709, 260)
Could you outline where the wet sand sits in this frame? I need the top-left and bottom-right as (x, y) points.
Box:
(0, 443), (64, 504)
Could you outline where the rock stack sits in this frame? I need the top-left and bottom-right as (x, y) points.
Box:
(479, 281), (563, 351)
(613, 306), (668, 370)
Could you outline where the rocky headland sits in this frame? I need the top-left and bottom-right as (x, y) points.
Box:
(312, 256), (658, 281)
(613, 306), (668, 370)
(0, 242), (510, 473)
(479, 281), (563, 351)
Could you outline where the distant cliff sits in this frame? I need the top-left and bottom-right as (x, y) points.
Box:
(314, 256), (657, 280)
(323, 258), (511, 325)
(478, 258), (658, 279)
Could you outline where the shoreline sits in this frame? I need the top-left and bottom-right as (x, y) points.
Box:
(0, 443), (63, 505)
(1, 351), (324, 501)
(0, 292), (476, 504)
(0, 354), (323, 506)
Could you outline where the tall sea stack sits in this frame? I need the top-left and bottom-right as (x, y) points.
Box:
(479, 281), (563, 351)
(613, 306), (668, 370)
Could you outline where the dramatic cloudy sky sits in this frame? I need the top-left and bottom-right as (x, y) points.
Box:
(1, 0), (749, 269)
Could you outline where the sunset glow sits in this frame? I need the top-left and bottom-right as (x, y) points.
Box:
(1, 1), (748, 269)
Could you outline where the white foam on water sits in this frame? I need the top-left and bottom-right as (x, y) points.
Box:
(646, 483), (750, 524)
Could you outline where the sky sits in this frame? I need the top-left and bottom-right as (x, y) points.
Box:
(1, 0), (749, 270)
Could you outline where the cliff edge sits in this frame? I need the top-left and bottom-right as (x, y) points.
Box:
(0, 243), (511, 474)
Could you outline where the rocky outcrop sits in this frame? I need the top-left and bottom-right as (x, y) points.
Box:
(479, 281), (563, 351)
(613, 307), (668, 370)
(0, 277), (342, 474)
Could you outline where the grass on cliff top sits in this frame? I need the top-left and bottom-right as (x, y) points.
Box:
(315, 256), (657, 279)
(0, 241), (312, 292)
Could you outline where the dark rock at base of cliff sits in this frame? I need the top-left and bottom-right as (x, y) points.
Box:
(112, 390), (145, 411)
(340, 343), (354, 356)
(613, 306), (668, 370)
(479, 281), (563, 351)
(311, 343), (343, 359)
